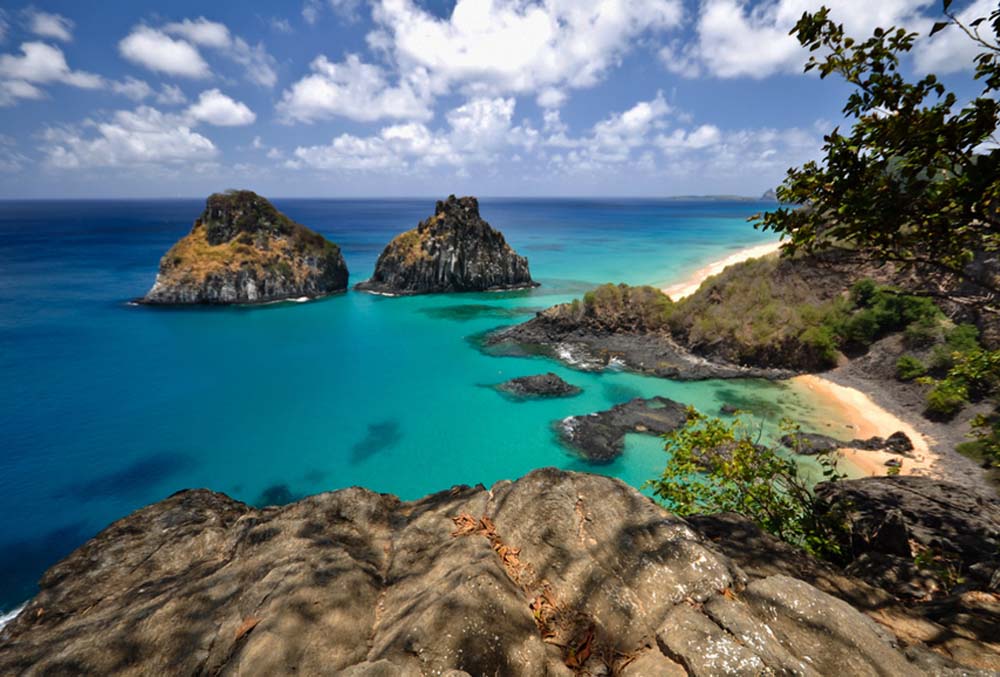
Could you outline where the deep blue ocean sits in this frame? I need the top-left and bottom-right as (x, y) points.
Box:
(0, 198), (850, 613)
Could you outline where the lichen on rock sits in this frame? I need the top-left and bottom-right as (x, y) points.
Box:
(356, 195), (537, 295)
(141, 190), (348, 305)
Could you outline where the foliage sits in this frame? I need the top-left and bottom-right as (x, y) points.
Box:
(573, 283), (674, 330)
(924, 379), (969, 419)
(646, 411), (848, 560)
(896, 354), (927, 381)
(753, 2), (1000, 296)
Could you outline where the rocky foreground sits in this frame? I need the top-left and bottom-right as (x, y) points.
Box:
(356, 195), (536, 295)
(142, 191), (348, 305)
(1, 469), (997, 675)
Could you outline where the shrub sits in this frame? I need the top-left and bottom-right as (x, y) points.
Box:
(925, 381), (969, 420)
(896, 355), (927, 381)
(904, 315), (944, 348)
(946, 323), (981, 353)
(646, 412), (848, 561)
(801, 325), (839, 366)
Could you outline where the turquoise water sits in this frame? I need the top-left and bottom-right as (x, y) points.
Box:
(0, 198), (841, 610)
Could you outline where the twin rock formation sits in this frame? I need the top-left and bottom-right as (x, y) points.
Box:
(142, 192), (534, 304)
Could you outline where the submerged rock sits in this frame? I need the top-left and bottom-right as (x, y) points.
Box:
(142, 190), (348, 304)
(496, 372), (581, 398)
(559, 396), (689, 462)
(356, 195), (536, 295)
(0, 468), (930, 676)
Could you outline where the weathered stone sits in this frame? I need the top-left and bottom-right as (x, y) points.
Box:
(496, 373), (581, 398)
(142, 190), (348, 304)
(0, 469), (935, 676)
(558, 397), (689, 462)
(356, 195), (536, 295)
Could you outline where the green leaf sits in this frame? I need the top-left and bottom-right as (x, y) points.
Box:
(929, 21), (950, 36)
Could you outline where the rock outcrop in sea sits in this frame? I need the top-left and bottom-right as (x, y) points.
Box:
(142, 190), (348, 304)
(6, 468), (992, 675)
(356, 195), (536, 295)
(496, 373), (581, 398)
(559, 396), (689, 462)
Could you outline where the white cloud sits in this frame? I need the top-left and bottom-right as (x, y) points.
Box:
(369, 0), (683, 96)
(0, 41), (102, 104)
(41, 105), (217, 169)
(668, 0), (933, 79)
(291, 95), (537, 170)
(537, 87), (567, 109)
(186, 88), (256, 126)
(656, 124), (722, 151)
(278, 53), (432, 123)
(162, 17), (277, 87)
(26, 10), (74, 42)
(119, 27), (211, 78)
(0, 78), (44, 106)
(110, 76), (152, 101)
(156, 83), (187, 105)
(163, 17), (231, 48)
(914, 0), (993, 74)
(0, 135), (28, 172)
(302, 0), (322, 25)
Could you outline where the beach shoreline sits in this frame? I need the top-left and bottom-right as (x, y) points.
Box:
(789, 374), (937, 478)
(661, 240), (783, 300)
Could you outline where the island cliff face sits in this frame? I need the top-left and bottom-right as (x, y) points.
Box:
(356, 195), (536, 295)
(142, 191), (348, 304)
(6, 468), (988, 676)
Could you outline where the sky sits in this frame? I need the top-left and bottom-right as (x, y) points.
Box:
(0, 0), (992, 198)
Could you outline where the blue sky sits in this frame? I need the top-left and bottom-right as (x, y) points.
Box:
(0, 0), (990, 198)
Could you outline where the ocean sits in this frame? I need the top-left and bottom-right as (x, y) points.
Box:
(0, 197), (849, 612)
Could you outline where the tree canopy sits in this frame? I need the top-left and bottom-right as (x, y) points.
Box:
(754, 2), (1000, 298)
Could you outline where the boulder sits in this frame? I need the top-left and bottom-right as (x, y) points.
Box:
(0, 469), (931, 676)
(496, 373), (581, 398)
(356, 195), (536, 295)
(142, 191), (348, 304)
(558, 397), (689, 462)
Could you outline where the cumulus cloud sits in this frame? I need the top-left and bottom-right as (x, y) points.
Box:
(120, 19), (277, 87)
(186, 88), (256, 126)
(0, 41), (102, 105)
(119, 27), (211, 78)
(368, 0), (683, 97)
(26, 9), (74, 42)
(278, 53), (432, 123)
(163, 17), (277, 87)
(41, 106), (217, 169)
(110, 76), (152, 101)
(290, 95), (536, 170)
(914, 0), (994, 74)
(665, 0), (933, 79)
(156, 83), (187, 105)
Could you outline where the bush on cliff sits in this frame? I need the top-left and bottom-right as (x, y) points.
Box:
(647, 410), (848, 561)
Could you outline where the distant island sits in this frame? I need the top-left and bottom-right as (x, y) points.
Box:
(356, 195), (537, 295)
(142, 190), (348, 305)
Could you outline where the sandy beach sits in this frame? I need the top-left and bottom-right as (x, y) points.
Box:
(791, 374), (937, 478)
(662, 240), (783, 300)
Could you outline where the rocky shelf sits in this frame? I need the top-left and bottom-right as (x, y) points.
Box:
(5, 469), (997, 674)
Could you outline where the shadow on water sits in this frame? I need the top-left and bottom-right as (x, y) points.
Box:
(418, 304), (543, 322)
(714, 384), (791, 420)
(0, 521), (92, 610)
(601, 381), (644, 404)
(351, 420), (403, 464)
(54, 452), (196, 501)
(254, 484), (301, 507)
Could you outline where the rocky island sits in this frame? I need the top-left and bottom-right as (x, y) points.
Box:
(356, 195), (536, 295)
(496, 372), (581, 398)
(142, 191), (348, 305)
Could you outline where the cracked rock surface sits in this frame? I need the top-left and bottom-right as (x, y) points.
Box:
(0, 469), (947, 675)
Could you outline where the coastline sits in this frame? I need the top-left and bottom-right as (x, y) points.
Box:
(662, 240), (783, 300)
(790, 374), (937, 478)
